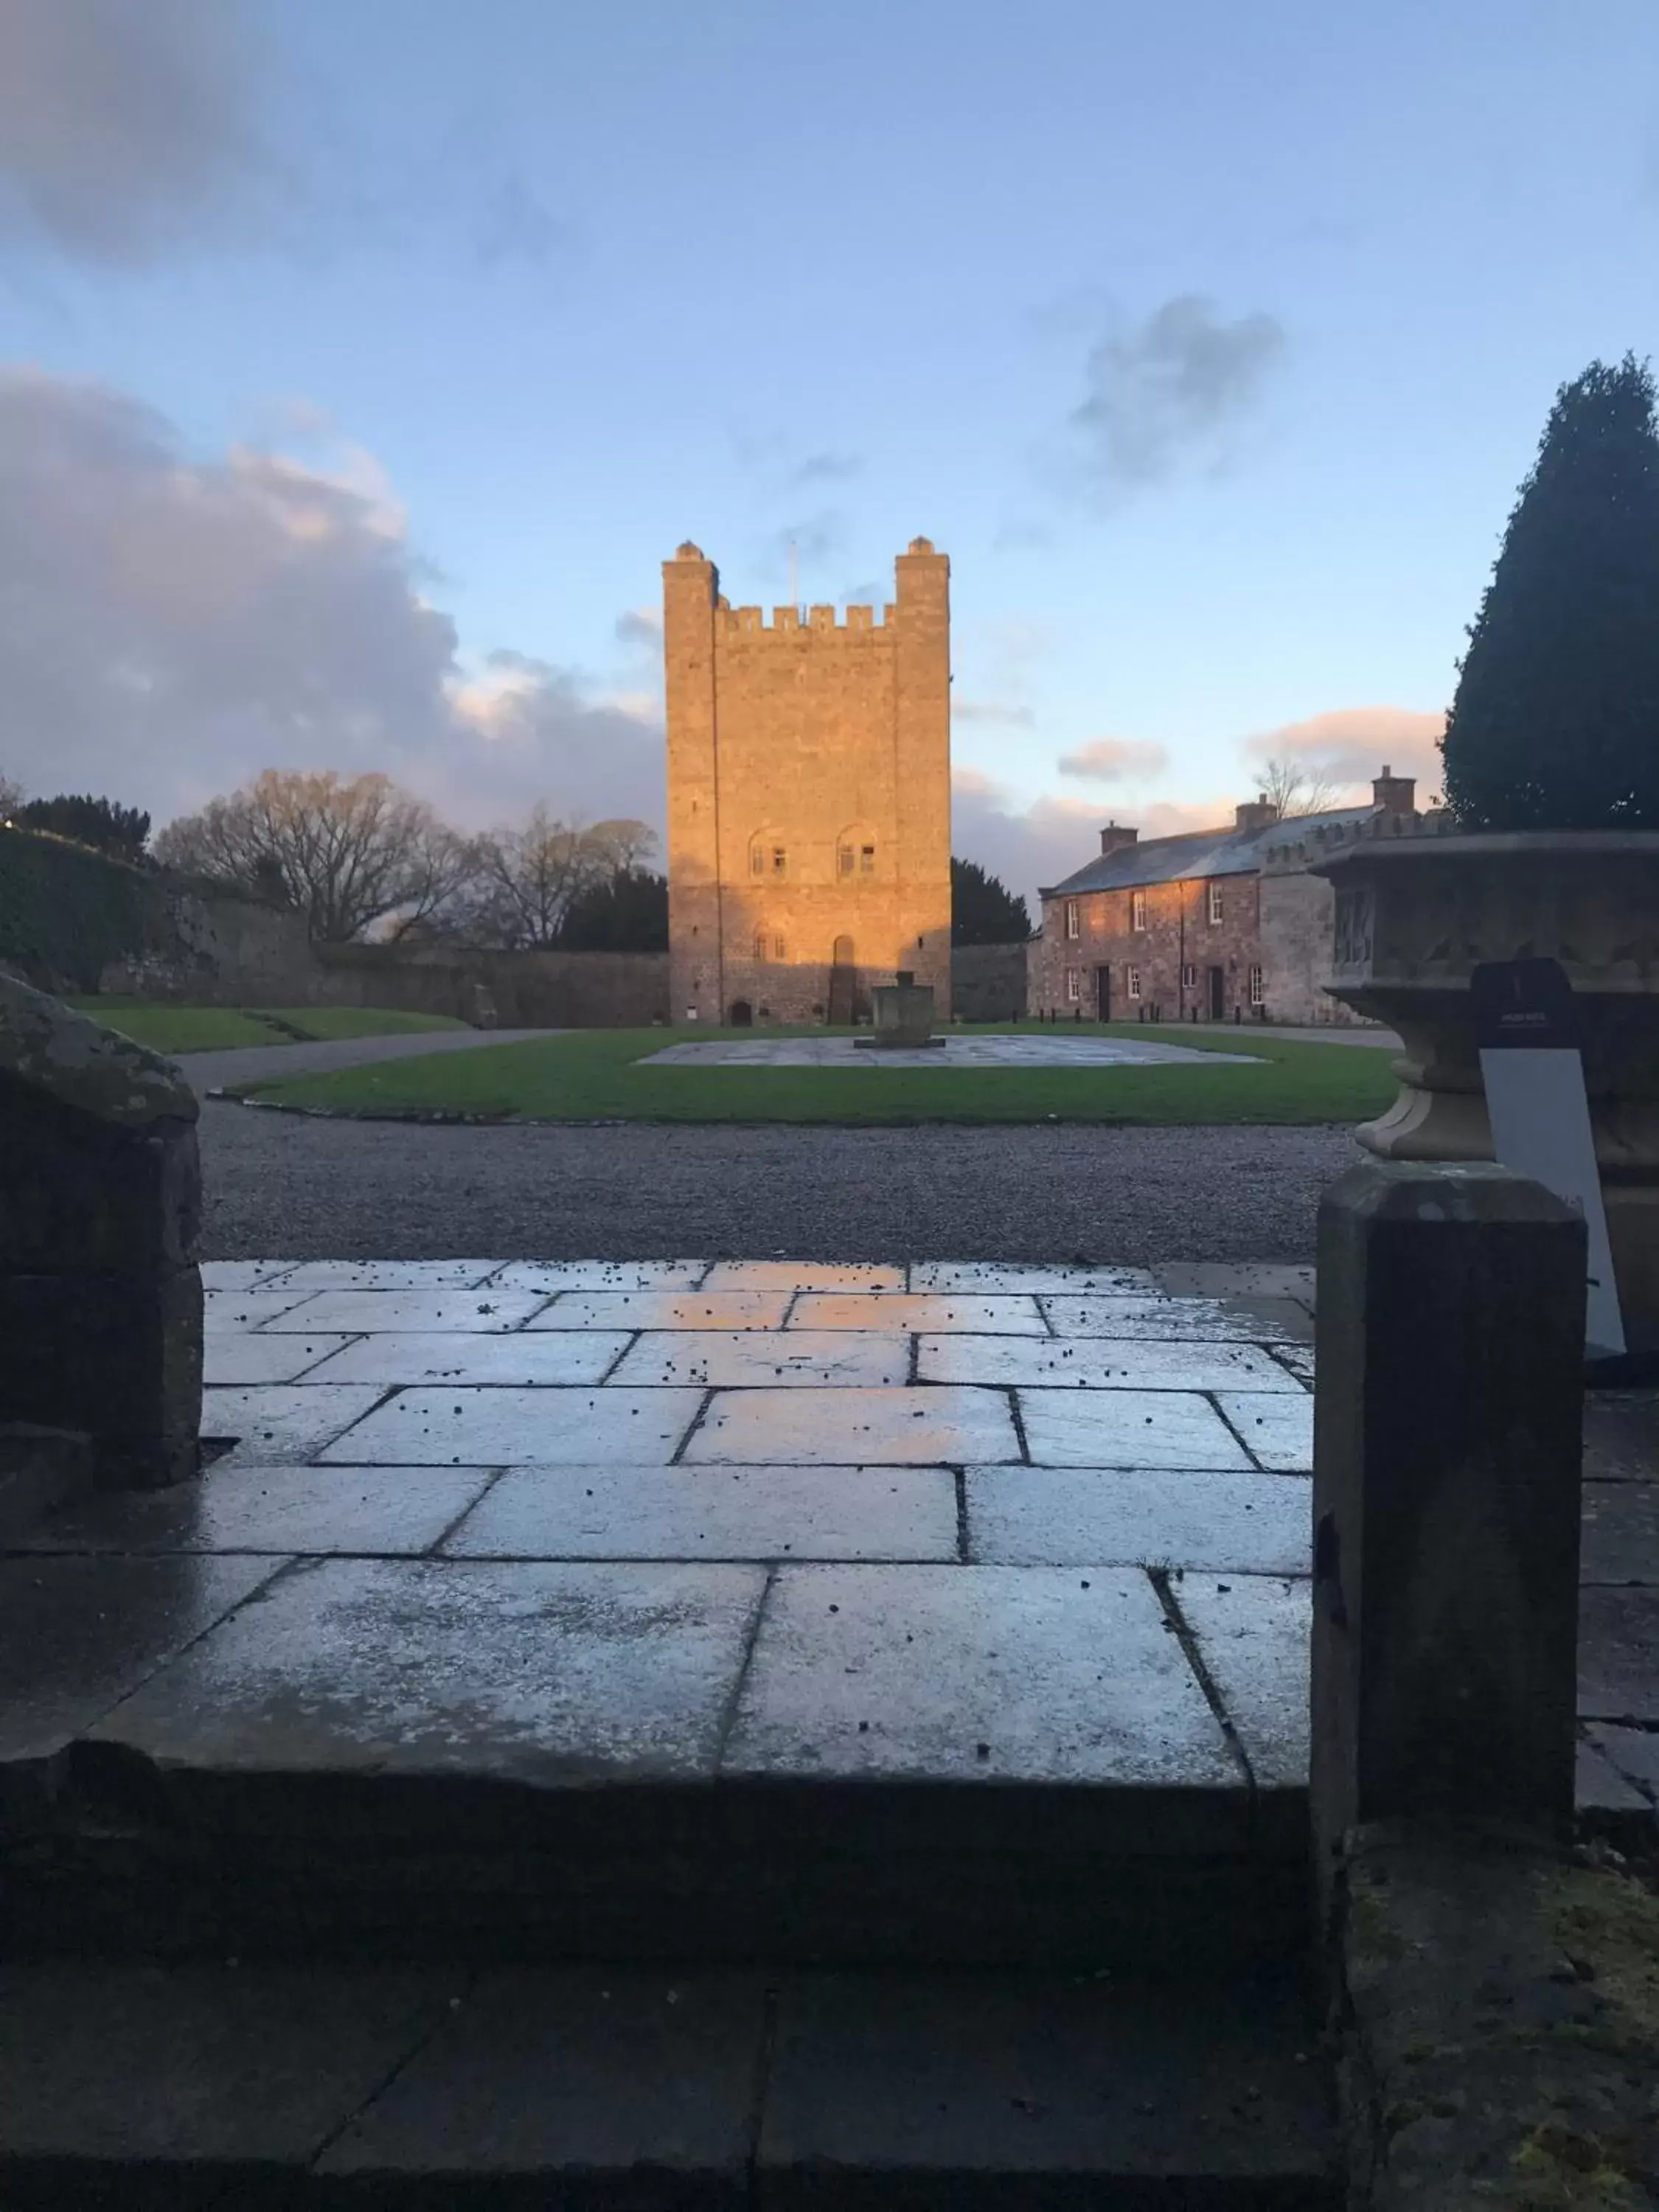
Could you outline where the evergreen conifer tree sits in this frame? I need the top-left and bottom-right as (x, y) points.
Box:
(1441, 355), (1659, 830)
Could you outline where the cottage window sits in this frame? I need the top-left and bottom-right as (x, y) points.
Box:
(1181, 963), (1197, 990)
(1065, 899), (1080, 940)
(860, 844), (876, 877)
(774, 934), (787, 961)
(838, 843), (854, 877)
(752, 931), (766, 960)
(750, 844), (765, 877)
(1207, 883), (1224, 925)
(772, 846), (787, 877)
(1065, 967), (1081, 1003)
(1249, 964), (1265, 1007)
(1127, 965), (1142, 1001)
(1130, 890), (1147, 932)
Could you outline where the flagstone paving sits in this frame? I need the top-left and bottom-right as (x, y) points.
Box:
(1, 1258), (1652, 1830)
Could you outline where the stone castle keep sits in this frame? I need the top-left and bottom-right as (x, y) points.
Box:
(664, 538), (953, 1025)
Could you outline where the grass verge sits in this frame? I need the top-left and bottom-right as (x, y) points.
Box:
(229, 1022), (1397, 1127)
(67, 999), (470, 1055)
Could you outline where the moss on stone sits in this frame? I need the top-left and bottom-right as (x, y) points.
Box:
(0, 974), (195, 1127)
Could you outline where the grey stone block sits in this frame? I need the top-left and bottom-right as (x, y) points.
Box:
(0, 1960), (454, 2208)
(1578, 1586), (1659, 1722)
(1580, 1479), (1659, 1586)
(0, 1268), (203, 1486)
(1311, 1162), (1587, 1855)
(316, 1966), (765, 2202)
(758, 1967), (1334, 2202)
(1582, 1387), (1659, 1482)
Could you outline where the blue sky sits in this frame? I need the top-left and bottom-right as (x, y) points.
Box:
(3, 0), (1656, 897)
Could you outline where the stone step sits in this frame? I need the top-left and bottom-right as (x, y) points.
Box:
(7, 1739), (1304, 1970)
(0, 1955), (1338, 2208)
(1, 1548), (1307, 1970)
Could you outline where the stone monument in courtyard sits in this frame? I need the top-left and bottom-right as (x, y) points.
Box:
(857, 972), (943, 1049)
(663, 538), (952, 1029)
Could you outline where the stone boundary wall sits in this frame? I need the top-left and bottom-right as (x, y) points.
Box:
(950, 941), (1030, 1021)
(311, 945), (669, 1029)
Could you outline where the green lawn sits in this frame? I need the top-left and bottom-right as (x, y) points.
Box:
(68, 999), (470, 1054)
(230, 1022), (1398, 1127)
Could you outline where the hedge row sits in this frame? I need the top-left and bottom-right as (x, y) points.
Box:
(0, 828), (167, 991)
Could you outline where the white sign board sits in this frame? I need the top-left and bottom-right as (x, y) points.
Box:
(1474, 959), (1625, 1360)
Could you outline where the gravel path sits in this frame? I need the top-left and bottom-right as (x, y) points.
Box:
(199, 1107), (1363, 1263)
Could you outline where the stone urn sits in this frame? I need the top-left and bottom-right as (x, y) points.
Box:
(1312, 821), (1659, 1346)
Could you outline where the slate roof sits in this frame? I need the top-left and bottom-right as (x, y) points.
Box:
(1038, 805), (1375, 900)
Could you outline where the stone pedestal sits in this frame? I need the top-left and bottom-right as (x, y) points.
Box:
(1310, 1161), (1585, 1881)
(0, 977), (203, 1489)
(860, 973), (941, 1050)
(1314, 827), (1659, 1350)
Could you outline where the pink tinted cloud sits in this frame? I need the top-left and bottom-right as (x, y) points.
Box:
(1055, 737), (1169, 782)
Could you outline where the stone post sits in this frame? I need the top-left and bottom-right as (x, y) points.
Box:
(1310, 1161), (1586, 1879)
(0, 976), (204, 1489)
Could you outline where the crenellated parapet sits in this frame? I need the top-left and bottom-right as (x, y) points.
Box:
(717, 602), (897, 639)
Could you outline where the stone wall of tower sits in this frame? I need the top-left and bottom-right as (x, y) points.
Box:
(664, 539), (952, 1026)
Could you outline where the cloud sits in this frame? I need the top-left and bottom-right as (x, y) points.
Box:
(950, 770), (1105, 917)
(0, 0), (279, 265)
(760, 509), (848, 578)
(1068, 293), (1287, 497)
(0, 366), (663, 832)
(1056, 737), (1169, 782)
(1240, 706), (1445, 796)
(0, 2), (562, 276)
(470, 167), (565, 269)
(793, 451), (862, 484)
(952, 768), (1256, 915)
(614, 607), (663, 650)
(953, 699), (1037, 729)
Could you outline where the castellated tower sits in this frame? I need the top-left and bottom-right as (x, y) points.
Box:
(663, 539), (952, 1026)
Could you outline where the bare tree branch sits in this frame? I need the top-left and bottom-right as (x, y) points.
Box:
(1256, 756), (1344, 818)
(154, 770), (479, 941)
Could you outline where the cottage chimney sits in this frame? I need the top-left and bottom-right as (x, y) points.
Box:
(1099, 821), (1140, 855)
(1234, 796), (1281, 834)
(1371, 763), (1416, 816)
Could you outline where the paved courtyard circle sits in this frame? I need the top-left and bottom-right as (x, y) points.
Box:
(639, 1034), (1265, 1070)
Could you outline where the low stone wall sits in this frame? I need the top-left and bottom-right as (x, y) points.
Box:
(950, 941), (1029, 1021)
(311, 945), (670, 1029)
(98, 880), (319, 1004)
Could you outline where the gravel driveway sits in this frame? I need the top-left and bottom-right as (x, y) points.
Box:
(199, 1107), (1363, 1263)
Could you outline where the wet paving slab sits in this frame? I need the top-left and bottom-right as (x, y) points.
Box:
(84, 1557), (771, 1783)
(917, 1333), (1300, 1392)
(966, 1464), (1310, 1575)
(442, 1464), (960, 1563)
(720, 1563), (1240, 1788)
(317, 1386), (704, 1466)
(684, 1385), (1021, 1466)
(2, 1258), (1649, 1845)
(608, 1329), (911, 1388)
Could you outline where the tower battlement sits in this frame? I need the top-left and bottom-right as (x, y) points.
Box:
(717, 601), (897, 639)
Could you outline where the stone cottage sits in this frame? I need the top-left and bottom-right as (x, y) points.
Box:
(1031, 767), (1418, 1025)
